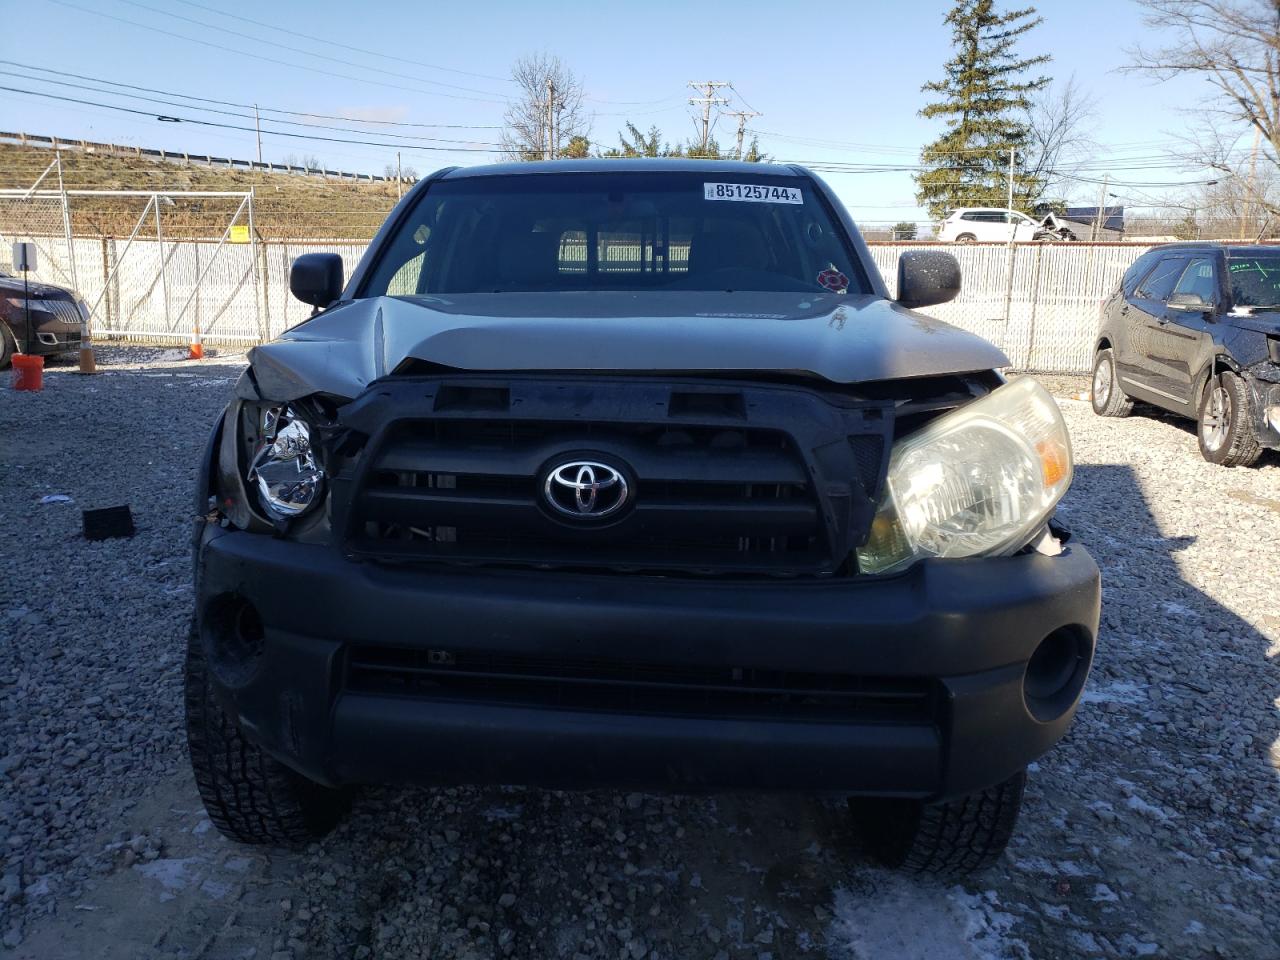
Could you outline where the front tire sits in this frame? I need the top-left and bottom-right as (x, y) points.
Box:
(1091, 349), (1133, 417)
(849, 770), (1026, 876)
(185, 621), (350, 844)
(1198, 371), (1262, 467)
(955, 233), (977, 244)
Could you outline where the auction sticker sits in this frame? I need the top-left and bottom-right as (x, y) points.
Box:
(704, 182), (802, 204)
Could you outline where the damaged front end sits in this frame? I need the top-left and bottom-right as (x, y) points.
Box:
(1244, 356), (1280, 446)
(197, 355), (368, 551)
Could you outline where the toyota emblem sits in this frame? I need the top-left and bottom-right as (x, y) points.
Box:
(543, 460), (631, 519)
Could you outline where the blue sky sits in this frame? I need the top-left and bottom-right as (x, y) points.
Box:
(2, 0), (1218, 223)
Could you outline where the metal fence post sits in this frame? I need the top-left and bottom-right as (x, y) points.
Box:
(248, 188), (264, 342)
(1024, 243), (1044, 370)
(1001, 241), (1018, 359)
(153, 193), (175, 350)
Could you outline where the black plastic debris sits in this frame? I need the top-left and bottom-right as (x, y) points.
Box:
(83, 505), (135, 541)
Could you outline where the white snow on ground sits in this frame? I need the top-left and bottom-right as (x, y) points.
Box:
(1081, 680), (1147, 705)
(827, 874), (1028, 960)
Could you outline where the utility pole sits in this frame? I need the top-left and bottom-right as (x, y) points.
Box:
(1006, 148), (1015, 213)
(396, 151), (403, 200)
(1242, 125), (1261, 239)
(545, 77), (557, 160)
(726, 110), (762, 160)
(687, 81), (730, 155)
(1092, 175), (1110, 241)
(254, 104), (262, 166)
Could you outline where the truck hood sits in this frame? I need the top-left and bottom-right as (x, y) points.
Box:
(0, 276), (77, 299)
(241, 292), (1008, 401)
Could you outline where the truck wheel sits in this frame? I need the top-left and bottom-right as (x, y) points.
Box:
(955, 233), (977, 243)
(1198, 371), (1262, 467)
(849, 770), (1026, 876)
(1091, 349), (1133, 417)
(185, 621), (350, 844)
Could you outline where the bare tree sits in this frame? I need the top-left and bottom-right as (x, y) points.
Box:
(1022, 75), (1098, 202)
(1128, 1), (1280, 214)
(501, 53), (589, 161)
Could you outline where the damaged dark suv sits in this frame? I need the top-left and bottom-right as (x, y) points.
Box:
(188, 160), (1100, 874)
(1091, 243), (1280, 466)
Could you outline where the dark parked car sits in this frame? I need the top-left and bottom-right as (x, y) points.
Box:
(189, 160), (1100, 875)
(1091, 242), (1280, 466)
(0, 269), (86, 367)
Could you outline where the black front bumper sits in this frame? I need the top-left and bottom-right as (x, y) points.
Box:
(195, 526), (1100, 801)
(3, 313), (81, 356)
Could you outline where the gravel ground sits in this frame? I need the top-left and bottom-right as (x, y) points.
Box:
(1, 348), (1278, 959)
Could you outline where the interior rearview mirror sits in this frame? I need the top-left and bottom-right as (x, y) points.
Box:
(1167, 292), (1211, 313)
(896, 251), (961, 309)
(289, 253), (344, 309)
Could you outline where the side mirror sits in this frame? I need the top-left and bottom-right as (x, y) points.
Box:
(1167, 292), (1212, 313)
(896, 251), (961, 309)
(289, 253), (344, 309)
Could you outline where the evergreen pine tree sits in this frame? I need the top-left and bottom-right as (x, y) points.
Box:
(915, 1), (1050, 219)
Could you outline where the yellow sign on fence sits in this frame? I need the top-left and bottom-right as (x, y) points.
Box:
(229, 224), (250, 244)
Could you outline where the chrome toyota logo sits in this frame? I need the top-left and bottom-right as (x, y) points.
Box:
(543, 460), (630, 519)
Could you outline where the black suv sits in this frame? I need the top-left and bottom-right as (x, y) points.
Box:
(188, 160), (1100, 875)
(1091, 243), (1280, 466)
(0, 270), (86, 367)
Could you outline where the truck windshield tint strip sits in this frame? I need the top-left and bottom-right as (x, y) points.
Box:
(359, 172), (865, 297)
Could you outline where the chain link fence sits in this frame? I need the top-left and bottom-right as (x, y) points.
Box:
(870, 242), (1151, 373)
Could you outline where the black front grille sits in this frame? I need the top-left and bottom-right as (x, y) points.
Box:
(335, 376), (896, 577)
(41, 300), (82, 326)
(346, 645), (938, 724)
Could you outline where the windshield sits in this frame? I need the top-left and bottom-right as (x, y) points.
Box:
(1227, 255), (1280, 308)
(359, 171), (867, 297)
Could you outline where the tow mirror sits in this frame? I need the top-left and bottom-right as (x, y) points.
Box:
(289, 253), (344, 309)
(1167, 292), (1212, 313)
(896, 251), (961, 309)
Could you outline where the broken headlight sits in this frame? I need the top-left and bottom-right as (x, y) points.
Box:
(856, 377), (1073, 575)
(247, 405), (325, 520)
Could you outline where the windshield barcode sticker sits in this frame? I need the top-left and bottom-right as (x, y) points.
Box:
(704, 183), (802, 204)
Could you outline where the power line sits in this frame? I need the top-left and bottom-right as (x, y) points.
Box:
(112, 0), (512, 99)
(4, 61), (503, 129)
(44, 0), (511, 105)
(0, 85), (498, 153)
(1, 70), (505, 146)
(168, 0), (515, 83)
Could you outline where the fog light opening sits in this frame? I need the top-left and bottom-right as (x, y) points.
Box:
(202, 593), (266, 687)
(1023, 626), (1092, 723)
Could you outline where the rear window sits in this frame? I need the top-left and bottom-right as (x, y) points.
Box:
(360, 171), (867, 297)
(1227, 255), (1280, 307)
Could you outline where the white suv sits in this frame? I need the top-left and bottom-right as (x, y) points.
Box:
(938, 208), (1041, 243)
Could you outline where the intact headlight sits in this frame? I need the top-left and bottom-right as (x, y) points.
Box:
(247, 405), (325, 520)
(856, 377), (1073, 574)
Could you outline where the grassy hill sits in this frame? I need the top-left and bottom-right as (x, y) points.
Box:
(0, 143), (407, 239)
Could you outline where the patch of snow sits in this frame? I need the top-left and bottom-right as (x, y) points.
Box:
(828, 874), (1028, 960)
(200, 879), (232, 900)
(134, 857), (203, 892)
(483, 805), (523, 821)
(1082, 681), (1147, 705)
(1124, 793), (1175, 822)
(1091, 883), (1119, 903)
